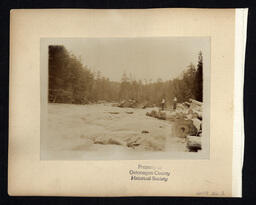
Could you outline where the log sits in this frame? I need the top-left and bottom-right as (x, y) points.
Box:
(193, 110), (202, 119)
(189, 99), (203, 106)
(146, 110), (158, 118)
(186, 136), (201, 152)
(158, 111), (166, 120)
(109, 112), (119, 114)
(146, 110), (167, 120)
(165, 112), (177, 121)
(112, 103), (119, 107)
(187, 109), (202, 120)
(177, 103), (187, 110)
(183, 102), (191, 108)
(108, 138), (123, 145)
(192, 118), (202, 132)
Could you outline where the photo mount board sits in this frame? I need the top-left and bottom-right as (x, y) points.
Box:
(8, 8), (247, 197)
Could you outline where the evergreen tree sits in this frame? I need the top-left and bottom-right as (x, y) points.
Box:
(194, 51), (203, 102)
(49, 45), (203, 105)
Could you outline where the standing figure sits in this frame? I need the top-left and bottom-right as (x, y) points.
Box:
(161, 98), (166, 111)
(173, 96), (177, 110)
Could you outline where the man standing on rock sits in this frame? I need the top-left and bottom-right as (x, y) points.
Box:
(173, 96), (177, 110)
(161, 98), (166, 111)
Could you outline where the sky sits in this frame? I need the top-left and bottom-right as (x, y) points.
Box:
(47, 37), (210, 82)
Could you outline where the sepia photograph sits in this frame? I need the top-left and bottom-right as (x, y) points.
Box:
(40, 37), (210, 160)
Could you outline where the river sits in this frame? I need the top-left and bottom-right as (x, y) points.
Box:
(41, 103), (188, 160)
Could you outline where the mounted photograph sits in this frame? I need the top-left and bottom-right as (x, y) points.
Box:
(9, 9), (246, 197)
(40, 37), (210, 160)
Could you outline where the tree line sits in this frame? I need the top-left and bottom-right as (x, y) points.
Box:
(48, 45), (203, 105)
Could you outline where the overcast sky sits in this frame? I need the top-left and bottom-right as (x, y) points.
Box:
(47, 37), (210, 82)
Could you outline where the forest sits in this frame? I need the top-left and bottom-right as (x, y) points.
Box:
(48, 45), (203, 106)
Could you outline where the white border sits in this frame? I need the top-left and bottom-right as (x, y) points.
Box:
(232, 8), (248, 197)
